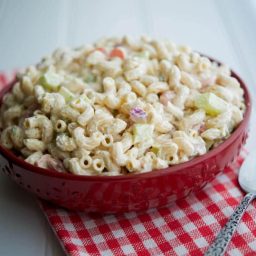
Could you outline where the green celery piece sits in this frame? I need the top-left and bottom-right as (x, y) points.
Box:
(135, 51), (150, 59)
(80, 93), (91, 103)
(59, 87), (75, 102)
(195, 92), (228, 116)
(133, 124), (154, 144)
(39, 71), (62, 91)
(84, 73), (96, 83)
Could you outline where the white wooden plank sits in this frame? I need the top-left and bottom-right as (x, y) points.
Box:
(0, 174), (64, 256)
(0, 0), (7, 22)
(66, 0), (147, 46)
(0, 0), (67, 70)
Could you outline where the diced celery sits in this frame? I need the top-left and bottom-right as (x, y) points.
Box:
(39, 71), (62, 91)
(195, 92), (228, 116)
(59, 87), (75, 102)
(80, 93), (90, 103)
(84, 73), (96, 83)
(158, 75), (165, 81)
(135, 51), (150, 59)
(133, 124), (154, 144)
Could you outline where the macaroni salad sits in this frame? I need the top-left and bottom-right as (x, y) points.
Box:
(0, 36), (245, 175)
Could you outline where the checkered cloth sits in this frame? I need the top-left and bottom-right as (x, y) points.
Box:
(1, 72), (256, 256)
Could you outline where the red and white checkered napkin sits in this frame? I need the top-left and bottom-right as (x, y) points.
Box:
(1, 72), (255, 256)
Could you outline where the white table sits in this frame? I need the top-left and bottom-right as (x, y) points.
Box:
(0, 0), (255, 255)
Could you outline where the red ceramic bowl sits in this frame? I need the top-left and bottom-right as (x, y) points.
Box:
(0, 62), (251, 213)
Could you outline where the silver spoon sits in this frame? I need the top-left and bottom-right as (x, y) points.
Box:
(205, 153), (256, 256)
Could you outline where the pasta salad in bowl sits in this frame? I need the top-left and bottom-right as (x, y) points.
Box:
(0, 36), (251, 212)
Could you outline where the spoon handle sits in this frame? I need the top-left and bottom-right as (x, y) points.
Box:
(205, 192), (256, 256)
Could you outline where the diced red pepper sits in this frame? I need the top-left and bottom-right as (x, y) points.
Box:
(109, 48), (125, 59)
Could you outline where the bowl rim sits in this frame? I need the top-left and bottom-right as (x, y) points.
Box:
(0, 57), (251, 181)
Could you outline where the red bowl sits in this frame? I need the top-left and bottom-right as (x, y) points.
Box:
(0, 63), (251, 213)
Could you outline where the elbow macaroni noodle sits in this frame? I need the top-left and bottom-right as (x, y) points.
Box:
(0, 36), (245, 175)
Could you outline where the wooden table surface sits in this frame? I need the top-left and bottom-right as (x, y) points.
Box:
(0, 0), (255, 255)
